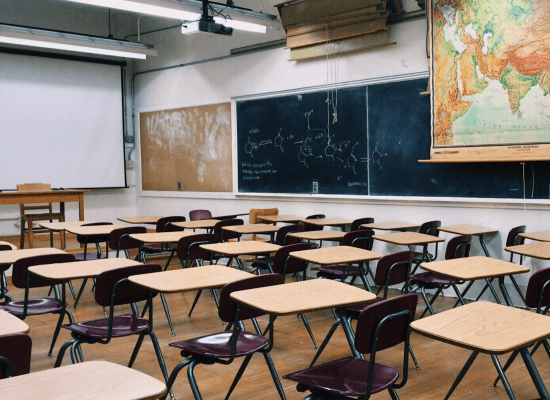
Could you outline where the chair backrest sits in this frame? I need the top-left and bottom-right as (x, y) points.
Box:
(155, 216), (186, 233)
(249, 208), (279, 224)
(0, 244), (13, 251)
(11, 253), (76, 289)
(189, 210), (212, 221)
(525, 267), (550, 310)
(304, 214), (325, 232)
(506, 225), (526, 247)
(218, 274), (282, 323)
(272, 242), (313, 275)
(213, 218), (244, 242)
(17, 183), (53, 214)
(351, 217), (374, 232)
(176, 233), (217, 262)
(76, 222), (113, 245)
(108, 226), (147, 252)
(355, 293), (417, 355)
(94, 264), (161, 307)
(274, 224), (304, 246)
(419, 220), (441, 236)
(0, 334), (32, 379)
(342, 229), (375, 250)
(445, 235), (471, 260)
(374, 251), (414, 298)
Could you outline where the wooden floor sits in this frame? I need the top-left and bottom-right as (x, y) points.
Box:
(4, 236), (550, 399)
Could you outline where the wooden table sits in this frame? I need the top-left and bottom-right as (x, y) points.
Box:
(519, 231), (550, 242)
(39, 221), (96, 249)
(411, 301), (550, 400)
(128, 265), (252, 323)
(117, 216), (163, 225)
(362, 221), (420, 231)
(222, 224), (279, 242)
(200, 241), (281, 272)
(419, 256), (530, 309)
(288, 230), (346, 242)
(439, 224), (498, 257)
(231, 279), (376, 362)
(506, 242), (550, 260)
(172, 219), (220, 230)
(0, 360), (167, 399)
(302, 218), (352, 229)
(257, 215), (304, 224)
(0, 190), (87, 221)
(29, 258), (142, 281)
(0, 247), (67, 266)
(374, 232), (445, 262)
(129, 231), (197, 245)
(0, 309), (29, 335)
(65, 224), (125, 236)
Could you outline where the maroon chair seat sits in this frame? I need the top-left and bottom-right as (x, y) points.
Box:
(284, 294), (418, 400)
(313, 264), (363, 277)
(285, 356), (398, 396)
(409, 271), (462, 287)
(162, 274), (285, 400)
(73, 252), (108, 261)
(171, 331), (269, 358)
(62, 314), (150, 339)
(1, 297), (66, 315)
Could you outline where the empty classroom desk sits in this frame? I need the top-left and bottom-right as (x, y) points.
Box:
(439, 224), (498, 257)
(0, 309), (30, 335)
(118, 216), (163, 225)
(362, 221), (420, 231)
(200, 241), (281, 271)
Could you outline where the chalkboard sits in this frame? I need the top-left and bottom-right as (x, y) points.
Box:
(237, 78), (550, 199)
(237, 87), (369, 195)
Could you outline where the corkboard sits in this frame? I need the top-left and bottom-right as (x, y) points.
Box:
(140, 103), (232, 192)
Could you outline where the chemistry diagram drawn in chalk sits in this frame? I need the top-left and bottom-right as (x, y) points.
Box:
(372, 131), (388, 169)
(242, 109), (365, 172)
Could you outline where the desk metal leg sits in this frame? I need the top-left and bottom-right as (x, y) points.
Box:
(478, 235), (490, 257)
(338, 308), (362, 359)
(491, 355), (516, 400)
(520, 347), (550, 399)
(498, 277), (515, 307)
(444, 351), (479, 400)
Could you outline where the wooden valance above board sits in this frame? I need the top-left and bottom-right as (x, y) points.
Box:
(275, 0), (398, 61)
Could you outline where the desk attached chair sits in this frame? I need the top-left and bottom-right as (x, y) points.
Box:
(17, 183), (65, 249)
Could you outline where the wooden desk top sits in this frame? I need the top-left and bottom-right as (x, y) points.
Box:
(172, 219), (220, 229)
(128, 265), (252, 293)
(362, 221), (419, 231)
(0, 310), (29, 335)
(373, 232), (445, 246)
(222, 224), (280, 234)
(0, 248), (67, 266)
(231, 279), (376, 316)
(117, 216), (162, 224)
(129, 231), (197, 244)
(39, 221), (95, 231)
(29, 258), (142, 281)
(257, 215), (304, 223)
(65, 225), (124, 236)
(288, 230), (346, 241)
(439, 224), (498, 236)
(0, 241), (17, 250)
(411, 301), (550, 355)
(290, 245), (383, 265)
(419, 256), (529, 280)
(0, 360), (167, 400)
(506, 242), (550, 260)
(519, 231), (550, 242)
(302, 218), (352, 227)
(200, 241), (281, 256)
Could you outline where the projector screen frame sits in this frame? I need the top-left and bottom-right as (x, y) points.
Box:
(0, 47), (128, 191)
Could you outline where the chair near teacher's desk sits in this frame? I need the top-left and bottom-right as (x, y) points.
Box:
(17, 183), (65, 249)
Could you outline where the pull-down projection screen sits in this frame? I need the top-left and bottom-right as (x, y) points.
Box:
(0, 51), (126, 190)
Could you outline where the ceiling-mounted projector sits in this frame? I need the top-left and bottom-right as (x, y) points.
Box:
(182, 20), (233, 36)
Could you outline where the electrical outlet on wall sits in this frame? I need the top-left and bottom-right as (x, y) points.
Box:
(312, 181), (318, 194)
(177, 182), (182, 190)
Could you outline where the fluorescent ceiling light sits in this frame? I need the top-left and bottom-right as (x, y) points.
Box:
(0, 24), (157, 59)
(64, 0), (267, 33)
(65, 0), (200, 21)
(216, 18), (266, 34)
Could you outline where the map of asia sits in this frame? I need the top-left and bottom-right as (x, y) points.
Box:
(431, 0), (550, 161)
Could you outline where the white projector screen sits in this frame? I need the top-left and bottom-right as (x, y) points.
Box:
(0, 51), (126, 190)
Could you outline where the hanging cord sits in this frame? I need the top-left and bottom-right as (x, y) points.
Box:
(137, 14), (145, 42)
(521, 162), (526, 212)
(108, 8), (113, 39)
(532, 162), (535, 198)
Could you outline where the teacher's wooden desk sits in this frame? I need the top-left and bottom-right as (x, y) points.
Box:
(0, 190), (87, 221)
(0, 361), (167, 400)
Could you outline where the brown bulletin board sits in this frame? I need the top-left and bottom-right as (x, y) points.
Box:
(139, 103), (233, 192)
